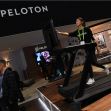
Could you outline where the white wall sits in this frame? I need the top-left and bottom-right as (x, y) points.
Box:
(0, 49), (27, 80)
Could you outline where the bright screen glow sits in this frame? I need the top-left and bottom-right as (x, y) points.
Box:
(36, 51), (50, 63)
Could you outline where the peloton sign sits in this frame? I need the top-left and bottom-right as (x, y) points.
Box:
(0, 5), (48, 18)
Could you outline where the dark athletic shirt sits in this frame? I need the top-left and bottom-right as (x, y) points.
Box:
(69, 27), (96, 51)
(69, 27), (95, 43)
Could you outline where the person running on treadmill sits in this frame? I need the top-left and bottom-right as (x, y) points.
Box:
(57, 17), (109, 85)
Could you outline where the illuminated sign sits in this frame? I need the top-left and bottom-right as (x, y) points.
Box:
(0, 5), (48, 18)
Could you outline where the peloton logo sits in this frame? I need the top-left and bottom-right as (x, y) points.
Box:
(0, 5), (48, 18)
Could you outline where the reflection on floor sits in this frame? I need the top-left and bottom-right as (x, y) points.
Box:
(20, 98), (51, 111)
(37, 71), (111, 111)
(20, 63), (111, 111)
(82, 93), (111, 111)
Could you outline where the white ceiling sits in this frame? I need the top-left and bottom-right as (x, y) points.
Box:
(0, 30), (44, 52)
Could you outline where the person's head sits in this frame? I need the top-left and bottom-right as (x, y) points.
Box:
(0, 59), (6, 75)
(76, 17), (85, 27)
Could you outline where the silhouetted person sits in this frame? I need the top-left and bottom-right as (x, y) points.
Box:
(40, 55), (48, 79)
(0, 59), (19, 111)
(6, 68), (24, 102)
(55, 53), (65, 76)
(13, 71), (25, 102)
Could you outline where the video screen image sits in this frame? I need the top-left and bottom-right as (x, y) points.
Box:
(36, 51), (50, 63)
